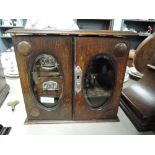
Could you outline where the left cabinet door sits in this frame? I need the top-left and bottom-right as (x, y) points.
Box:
(13, 36), (73, 121)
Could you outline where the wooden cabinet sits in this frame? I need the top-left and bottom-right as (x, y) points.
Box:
(9, 29), (136, 123)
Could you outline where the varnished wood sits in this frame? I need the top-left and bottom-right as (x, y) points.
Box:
(7, 28), (138, 37)
(134, 33), (155, 73)
(121, 34), (155, 131)
(121, 69), (155, 131)
(25, 117), (119, 124)
(11, 30), (131, 123)
(74, 37), (129, 120)
(13, 36), (73, 120)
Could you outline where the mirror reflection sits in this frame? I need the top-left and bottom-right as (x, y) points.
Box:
(84, 55), (115, 108)
(31, 54), (63, 109)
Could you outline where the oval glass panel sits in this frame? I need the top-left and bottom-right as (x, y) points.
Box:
(84, 55), (115, 108)
(31, 54), (63, 109)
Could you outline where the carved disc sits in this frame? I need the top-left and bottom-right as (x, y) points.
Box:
(17, 41), (31, 56)
(113, 43), (128, 58)
(30, 108), (40, 117)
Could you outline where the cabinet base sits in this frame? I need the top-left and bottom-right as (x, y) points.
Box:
(24, 117), (119, 124)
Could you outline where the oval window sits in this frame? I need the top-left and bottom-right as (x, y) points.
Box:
(84, 55), (115, 108)
(31, 54), (63, 109)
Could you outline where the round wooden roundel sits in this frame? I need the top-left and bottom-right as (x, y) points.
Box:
(30, 108), (40, 117)
(17, 41), (31, 56)
(113, 43), (128, 58)
(134, 34), (155, 73)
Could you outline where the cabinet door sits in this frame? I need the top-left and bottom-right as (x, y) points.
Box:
(13, 36), (73, 121)
(74, 37), (129, 120)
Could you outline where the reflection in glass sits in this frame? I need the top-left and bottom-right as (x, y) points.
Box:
(31, 54), (63, 109)
(84, 55), (115, 108)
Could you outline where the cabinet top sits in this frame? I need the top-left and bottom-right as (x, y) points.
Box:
(7, 28), (138, 37)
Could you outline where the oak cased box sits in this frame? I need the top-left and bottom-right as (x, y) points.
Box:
(9, 29), (136, 123)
